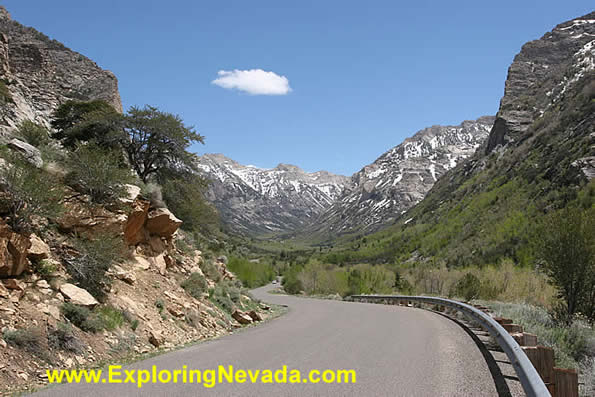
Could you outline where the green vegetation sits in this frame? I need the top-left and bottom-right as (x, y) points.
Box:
(226, 256), (275, 288)
(0, 151), (63, 233)
(209, 280), (243, 315)
(488, 302), (595, 375)
(160, 173), (219, 235)
(51, 100), (123, 149)
(201, 260), (222, 282)
(61, 303), (127, 333)
(124, 105), (204, 184)
(181, 272), (208, 299)
(48, 322), (83, 353)
(61, 303), (105, 332)
(49, 99), (220, 241)
(2, 327), (43, 352)
(64, 142), (135, 204)
(63, 234), (125, 301)
(15, 120), (50, 147)
(535, 207), (595, 322)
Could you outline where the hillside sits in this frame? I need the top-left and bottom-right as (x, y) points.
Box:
(325, 12), (595, 267)
(0, 8), (273, 394)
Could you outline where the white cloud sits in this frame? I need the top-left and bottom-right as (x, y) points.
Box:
(212, 69), (292, 95)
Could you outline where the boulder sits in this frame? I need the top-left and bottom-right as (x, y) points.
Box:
(232, 310), (253, 325)
(28, 234), (50, 260)
(111, 265), (136, 285)
(148, 330), (165, 347)
(145, 208), (182, 238)
(149, 254), (167, 276)
(123, 199), (150, 245)
(7, 138), (42, 168)
(133, 255), (151, 271)
(2, 278), (25, 291)
(216, 255), (228, 265)
(247, 310), (263, 322)
(167, 306), (185, 318)
(59, 283), (98, 307)
(0, 221), (31, 277)
(120, 184), (142, 204)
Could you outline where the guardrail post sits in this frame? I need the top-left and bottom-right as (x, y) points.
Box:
(553, 367), (578, 397)
(522, 346), (555, 386)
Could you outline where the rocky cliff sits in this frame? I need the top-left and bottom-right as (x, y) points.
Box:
(0, 6), (121, 139)
(306, 116), (494, 238)
(337, 12), (594, 267)
(483, 12), (595, 157)
(196, 154), (350, 235)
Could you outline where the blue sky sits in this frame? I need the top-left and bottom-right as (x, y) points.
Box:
(4, 1), (594, 175)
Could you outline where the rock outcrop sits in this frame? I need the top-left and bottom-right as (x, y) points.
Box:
(482, 12), (595, 155)
(7, 138), (42, 167)
(0, 6), (122, 139)
(0, 220), (31, 277)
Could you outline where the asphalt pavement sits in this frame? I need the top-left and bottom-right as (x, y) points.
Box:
(33, 283), (501, 396)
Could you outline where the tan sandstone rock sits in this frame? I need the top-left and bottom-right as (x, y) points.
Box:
(232, 310), (253, 325)
(247, 310), (263, 322)
(59, 283), (98, 307)
(145, 208), (182, 238)
(28, 234), (50, 260)
(0, 221), (32, 277)
(123, 199), (150, 246)
(148, 330), (165, 347)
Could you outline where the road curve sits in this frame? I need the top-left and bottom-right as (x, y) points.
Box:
(34, 284), (499, 396)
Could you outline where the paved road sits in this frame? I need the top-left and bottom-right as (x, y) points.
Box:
(34, 284), (500, 396)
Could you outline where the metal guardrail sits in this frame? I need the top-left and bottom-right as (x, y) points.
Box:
(349, 295), (551, 397)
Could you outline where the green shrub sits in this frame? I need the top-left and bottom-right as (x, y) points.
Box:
(63, 234), (124, 301)
(449, 273), (482, 301)
(282, 265), (304, 294)
(210, 280), (242, 315)
(155, 299), (165, 313)
(488, 302), (595, 371)
(65, 142), (134, 204)
(202, 260), (221, 282)
(181, 272), (208, 299)
(15, 120), (50, 147)
(227, 256), (275, 288)
(161, 174), (219, 235)
(2, 327), (43, 352)
(95, 306), (125, 331)
(61, 303), (104, 333)
(48, 322), (83, 353)
(0, 152), (63, 233)
(32, 259), (58, 279)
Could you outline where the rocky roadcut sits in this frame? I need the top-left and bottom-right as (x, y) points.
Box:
(0, 6), (273, 394)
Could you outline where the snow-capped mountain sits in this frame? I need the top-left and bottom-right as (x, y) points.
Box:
(305, 116), (495, 238)
(195, 154), (351, 235)
(197, 117), (494, 237)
